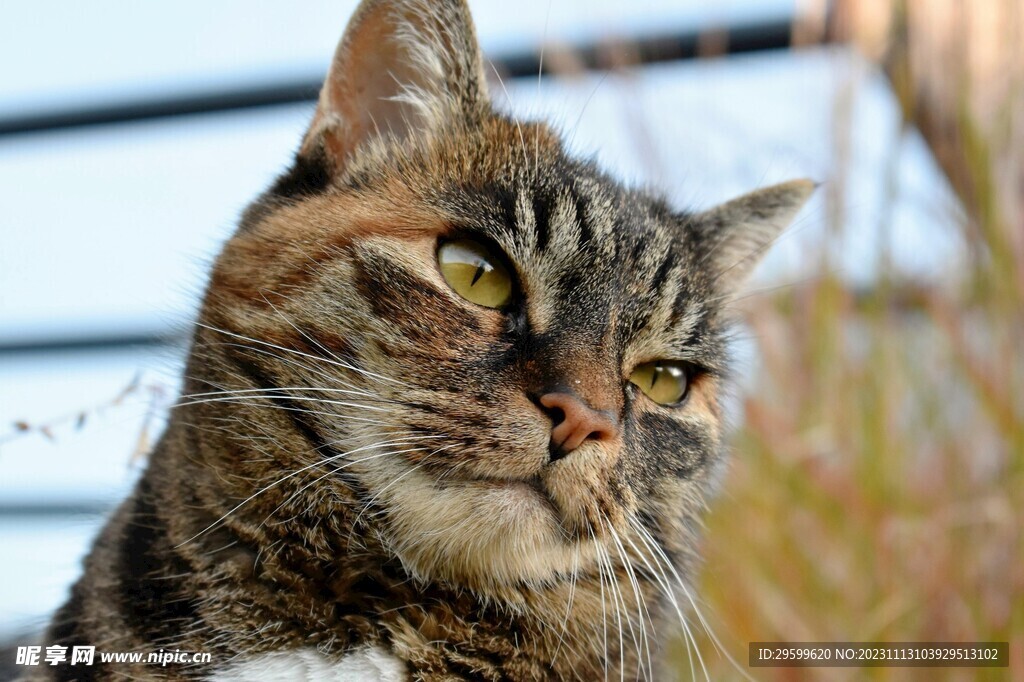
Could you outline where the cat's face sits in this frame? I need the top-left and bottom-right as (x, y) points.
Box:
(199, 0), (811, 598)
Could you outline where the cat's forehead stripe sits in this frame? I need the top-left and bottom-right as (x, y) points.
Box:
(515, 181), (597, 258)
(530, 191), (552, 251)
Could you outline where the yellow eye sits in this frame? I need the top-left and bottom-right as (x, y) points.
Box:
(438, 239), (513, 309)
(629, 361), (690, 405)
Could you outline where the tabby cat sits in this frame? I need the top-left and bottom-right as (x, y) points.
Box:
(23, 1), (811, 680)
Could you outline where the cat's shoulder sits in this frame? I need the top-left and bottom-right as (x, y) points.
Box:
(207, 646), (406, 682)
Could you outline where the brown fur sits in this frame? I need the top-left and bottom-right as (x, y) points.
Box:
(25, 1), (813, 680)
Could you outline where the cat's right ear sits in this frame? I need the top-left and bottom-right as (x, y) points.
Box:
(299, 0), (490, 173)
(692, 179), (815, 291)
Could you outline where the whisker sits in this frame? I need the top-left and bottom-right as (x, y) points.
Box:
(349, 443), (461, 531)
(568, 72), (610, 151)
(609, 524), (655, 680)
(625, 519), (701, 681)
(487, 60), (530, 174)
(174, 435), (442, 548)
(258, 292), (362, 373)
(534, 0), (553, 172)
(195, 322), (409, 387)
(632, 520), (738, 682)
(258, 445), (431, 530)
(197, 341), (369, 396)
(590, 524), (610, 682)
(595, 519), (627, 682)
(171, 399), (393, 427)
(551, 542), (580, 663)
(180, 386), (377, 401)
(174, 394), (391, 413)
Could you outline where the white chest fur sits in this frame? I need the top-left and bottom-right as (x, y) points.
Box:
(207, 646), (407, 682)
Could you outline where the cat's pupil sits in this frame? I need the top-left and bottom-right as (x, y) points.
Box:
(470, 262), (486, 285)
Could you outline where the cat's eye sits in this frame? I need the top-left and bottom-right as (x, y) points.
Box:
(437, 239), (513, 309)
(629, 361), (690, 406)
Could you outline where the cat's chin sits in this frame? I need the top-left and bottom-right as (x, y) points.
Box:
(369, 469), (597, 599)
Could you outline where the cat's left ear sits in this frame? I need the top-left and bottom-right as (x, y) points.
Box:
(301, 0), (490, 171)
(691, 179), (815, 290)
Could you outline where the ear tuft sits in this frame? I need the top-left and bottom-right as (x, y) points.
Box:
(301, 0), (489, 172)
(694, 179), (815, 290)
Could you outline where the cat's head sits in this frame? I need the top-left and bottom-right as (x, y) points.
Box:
(200, 0), (812, 598)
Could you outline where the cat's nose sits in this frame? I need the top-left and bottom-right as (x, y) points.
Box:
(539, 391), (618, 459)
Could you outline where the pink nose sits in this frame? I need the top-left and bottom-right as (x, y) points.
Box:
(539, 392), (618, 458)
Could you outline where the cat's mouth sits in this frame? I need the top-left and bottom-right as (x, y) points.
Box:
(462, 474), (563, 518)
(460, 471), (618, 542)
(465, 474), (546, 496)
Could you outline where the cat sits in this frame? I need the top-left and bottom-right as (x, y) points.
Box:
(20, 0), (811, 680)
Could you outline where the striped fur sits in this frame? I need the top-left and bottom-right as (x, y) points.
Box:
(25, 1), (812, 680)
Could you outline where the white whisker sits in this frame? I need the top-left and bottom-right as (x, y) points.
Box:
(181, 386), (376, 400)
(173, 399), (393, 427)
(175, 394), (390, 412)
(552, 542), (580, 663)
(175, 435), (442, 548)
(195, 322), (409, 387)
(609, 524), (655, 680)
(258, 445), (431, 530)
(349, 443), (461, 531)
(487, 60), (530, 174)
(199, 340), (368, 395)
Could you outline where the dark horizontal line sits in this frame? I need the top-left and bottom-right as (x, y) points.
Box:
(0, 79), (325, 137)
(0, 19), (801, 137)
(0, 332), (187, 355)
(0, 502), (114, 518)
(499, 18), (797, 75)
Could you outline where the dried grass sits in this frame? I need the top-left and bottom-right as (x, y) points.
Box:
(668, 2), (1023, 679)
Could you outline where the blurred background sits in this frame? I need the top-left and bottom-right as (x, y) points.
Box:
(0, 0), (1020, 679)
